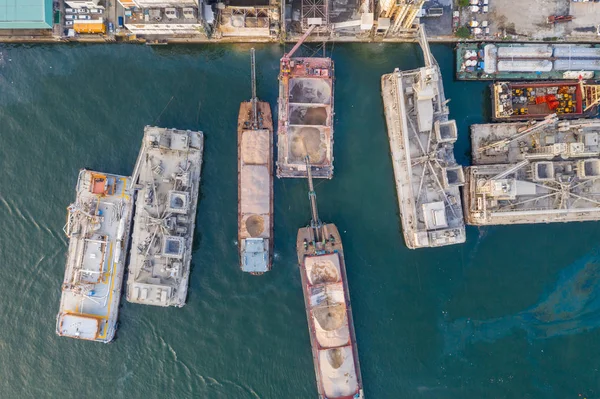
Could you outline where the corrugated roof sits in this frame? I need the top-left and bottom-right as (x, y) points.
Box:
(0, 0), (53, 29)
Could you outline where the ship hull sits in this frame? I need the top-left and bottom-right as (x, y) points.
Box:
(56, 169), (134, 343)
(491, 81), (598, 121)
(277, 57), (335, 179)
(296, 223), (363, 399)
(237, 100), (274, 273)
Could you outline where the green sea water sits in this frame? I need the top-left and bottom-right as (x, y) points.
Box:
(0, 43), (600, 399)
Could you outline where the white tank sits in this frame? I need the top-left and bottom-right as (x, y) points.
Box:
(497, 45), (553, 59)
(554, 59), (600, 71)
(497, 60), (553, 72)
(554, 46), (600, 59)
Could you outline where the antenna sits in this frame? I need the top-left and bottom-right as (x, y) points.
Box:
(250, 48), (258, 129)
(305, 156), (322, 239)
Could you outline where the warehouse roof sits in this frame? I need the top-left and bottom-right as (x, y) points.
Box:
(0, 0), (53, 29)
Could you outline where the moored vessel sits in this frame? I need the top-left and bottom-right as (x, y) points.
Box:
(492, 81), (600, 121)
(238, 49), (274, 274)
(56, 169), (134, 342)
(126, 126), (204, 307)
(381, 27), (465, 249)
(277, 25), (335, 179)
(296, 157), (364, 399)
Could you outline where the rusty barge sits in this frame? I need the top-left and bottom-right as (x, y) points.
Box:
(238, 49), (274, 274)
(296, 158), (364, 399)
(277, 25), (335, 179)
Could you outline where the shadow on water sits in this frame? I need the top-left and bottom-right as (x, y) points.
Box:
(444, 248), (600, 354)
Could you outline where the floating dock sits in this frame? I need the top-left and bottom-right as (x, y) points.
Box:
(296, 158), (364, 399)
(381, 28), (466, 249)
(277, 25), (335, 179)
(126, 126), (204, 307)
(457, 43), (600, 81)
(465, 118), (600, 225)
(56, 170), (134, 343)
(238, 49), (274, 274)
(491, 81), (600, 121)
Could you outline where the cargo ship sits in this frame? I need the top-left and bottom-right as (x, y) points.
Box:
(457, 43), (600, 81)
(296, 157), (364, 399)
(491, 81), (600, 121)
(56, 169), (134, 343)
(126, 126), (204, 307)
(238, 49), (274, 274)
(277, 25), (335, 179)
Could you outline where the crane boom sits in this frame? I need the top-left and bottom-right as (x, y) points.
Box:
(283, 25), (317, 61)
(477, 114), (558, 153)
(250, 48), (258, 129)
(305, 156), (322, 239)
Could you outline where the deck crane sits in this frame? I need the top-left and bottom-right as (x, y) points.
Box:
(280, 24), (318, 80)
(477, 114), (558, 153)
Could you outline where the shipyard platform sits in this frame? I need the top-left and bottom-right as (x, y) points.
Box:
(381, 28), (465, 249)
(126, 126), (204, 307)
(466, 118), (600, 225)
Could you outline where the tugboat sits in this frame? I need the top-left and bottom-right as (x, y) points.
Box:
(238, 48), (274, 274)
(296, 157), (364, 399)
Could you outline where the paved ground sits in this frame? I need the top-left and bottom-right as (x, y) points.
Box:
(570, 2), (600, 37)
(422, 3), (453, 36)
(461, 0), (600, 39)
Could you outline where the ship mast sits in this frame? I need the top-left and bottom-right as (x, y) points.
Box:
(305, 156), (322, 241)
(250, 48), (258, 130)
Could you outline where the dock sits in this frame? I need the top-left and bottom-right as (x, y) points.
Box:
(56, 170), (134, 343)
(381, 27), (465, 249)
(457, 43), (600, 81)
(465, 118), (600, 225)
(238, 49), (274, 274)
(126, 126), (204, 307)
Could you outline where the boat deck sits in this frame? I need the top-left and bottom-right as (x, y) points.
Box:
(238, 100), (274, 274)
(296, 223), (364, 399)
(381, 65), (466, 249)
(466, 118), (600, 225)
(277, 57), (334, 179)
(464, 159), (600, 225)
(126, 126), (204, 307)
(56, 169), (134, 343)
(471, 118), (600, 165)
(456, 43), (600, 81)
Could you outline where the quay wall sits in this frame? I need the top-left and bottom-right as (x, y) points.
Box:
(3, 34), (600, 45)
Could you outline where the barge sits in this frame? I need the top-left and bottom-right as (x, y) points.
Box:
(56, 169), (134, 342)
(465, 118), (600, 225)
(457, 43), (600, 81)
(296, 157), (364, 399)
(238, 49), (274, 274)
(277, 25), (335, 179)
(126, 126), (204, 307)
(492, 81), (600, 121)
(381, 27), (466, 249)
